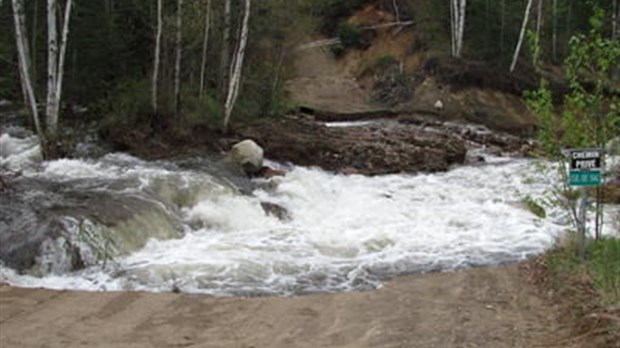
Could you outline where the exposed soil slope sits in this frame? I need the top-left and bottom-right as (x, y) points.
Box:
(287, 4), (538, 136)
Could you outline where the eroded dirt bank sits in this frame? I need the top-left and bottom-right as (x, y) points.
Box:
(0, 264), (590, 348)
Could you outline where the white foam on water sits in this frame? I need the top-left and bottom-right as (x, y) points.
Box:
(43, 159), (117, 179)
(325, 120), (380, 128)
(0, 133), (42, 171)
(2, 154), (618, 296)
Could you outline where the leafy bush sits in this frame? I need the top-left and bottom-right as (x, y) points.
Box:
(330, 23), (367, 57)
(359, 54), (400, 77)
(96, 79), (152, 131)
(233, 61), (291, 121)
(337, 23), (363, 48)
(330, 43), (346, 57)
(183, 92), (224, 128)
(310, 0), (368, 35)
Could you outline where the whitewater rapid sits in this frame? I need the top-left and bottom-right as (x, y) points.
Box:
(1, 131), (617, 296)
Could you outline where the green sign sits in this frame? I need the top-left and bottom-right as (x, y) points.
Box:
(567, 148), (603, 187)
(569, 170), (601, 186)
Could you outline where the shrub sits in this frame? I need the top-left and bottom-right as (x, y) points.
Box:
(183, 93), (224, 129)
(96, 79), (152, 130)
(359, 54), (400, 77)
(337, 22), (363, 49)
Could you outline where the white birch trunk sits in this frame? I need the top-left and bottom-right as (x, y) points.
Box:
(16, 0), (30, 107)
(510, 0), (534, 72)
(220, 0), (231, 97)
(46, 0), (73, 137)
(450, 0), (456, 57)
(199, 0), (211, 100)
(152, 0), (162, 114)
(52, 0), (72, 125)
(456, 0), (466, 57)
(46, 0), (58, 135)
(31, 1), (38, 84)
(45, 0), (72, 139)
(174, 0), (183, 117)
(11, 0), (42, 137)
(223, 0), (250, 131)
(535, 0), (543, 40)
(392, 0), (400, 22)
(450, 0), (466, 58)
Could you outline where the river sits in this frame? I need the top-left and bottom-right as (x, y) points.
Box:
(0, 125), (617, 296)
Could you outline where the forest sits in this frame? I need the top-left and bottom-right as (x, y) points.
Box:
(0, 0), (618, 155)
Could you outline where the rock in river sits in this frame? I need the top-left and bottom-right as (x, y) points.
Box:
(229, 139), (264, 175)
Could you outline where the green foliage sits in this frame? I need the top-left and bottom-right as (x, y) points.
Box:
(526, 6), (619, 158)
(330, 43), (346, 56)
(330, 22), (364, 56)
(183, 93), (224, 128)
(521, 194), (547, 218)
(309, 0), (367, 35)
(96, 79), (152, 130)
(525, 6), (619, 260)
(587, 238), (620, 305)
(234, 61), (291, 120)
(524, 79), (559, 156)
(359, 54), (400, 77)
(526, 6), (620, 163)
(546, 238), (620, 306)
(337, 22), (363, 48)
(0, 4), (19, 100)
(562, 7), (620, 149)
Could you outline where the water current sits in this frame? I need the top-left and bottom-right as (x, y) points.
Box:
(0, 126), (617, 296)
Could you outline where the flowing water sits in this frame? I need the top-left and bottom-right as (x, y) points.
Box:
(0, 126), (617, 296)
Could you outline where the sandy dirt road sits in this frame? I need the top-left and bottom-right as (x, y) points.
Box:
(1, 265), (574, 348)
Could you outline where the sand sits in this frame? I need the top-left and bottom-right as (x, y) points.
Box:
(0, 264), (576, 348)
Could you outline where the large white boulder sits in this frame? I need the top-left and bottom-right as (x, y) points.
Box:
(230, 139), (264, 174)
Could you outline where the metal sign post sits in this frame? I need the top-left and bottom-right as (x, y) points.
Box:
(567, 148), (603, 259)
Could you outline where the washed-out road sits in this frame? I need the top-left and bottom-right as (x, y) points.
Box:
(1, 265), (576, 348)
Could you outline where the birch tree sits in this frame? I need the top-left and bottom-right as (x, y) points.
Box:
(392, 0), (400, 22)
(220, 0), (231, 98)
(450, 0), (467, 58)
(45, 0), (73, 142)
(199, 0), (211, 100)
(223, 0), (250, 131)
(535, 0), (543, 40)
(152, 0), (162, 114)
(174, 0), (183, 117)
(46, 0), (58, 133)
(11, 0), (42, 137)
(510, 0), (534, 72)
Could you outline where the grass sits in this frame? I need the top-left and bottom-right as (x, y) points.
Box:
(545, 237), (620, 306)
(533, 237), (620, 346)
(587, 238), (620, 306)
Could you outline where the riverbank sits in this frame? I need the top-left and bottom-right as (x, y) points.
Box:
(0, 263), (585, 348)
